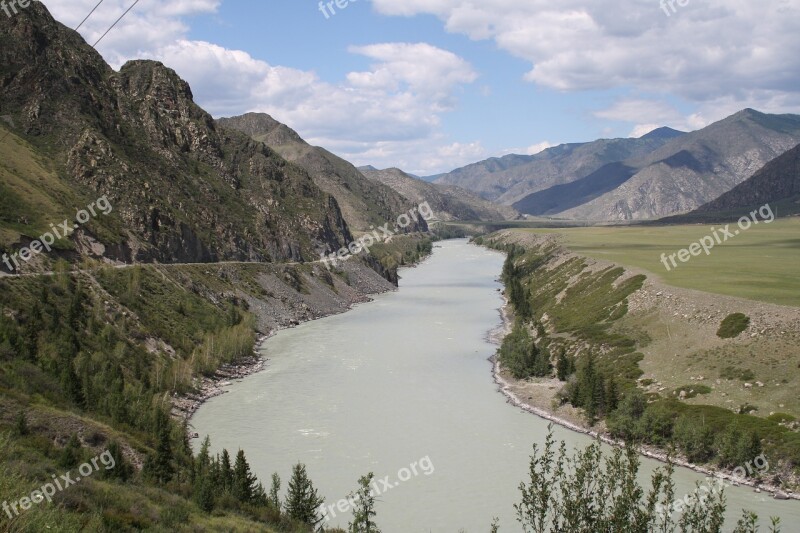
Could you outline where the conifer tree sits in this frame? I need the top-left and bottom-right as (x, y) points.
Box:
(285, 463), (324, 528)
(233, 449), (263, 504)
(220, 449), (233, 492)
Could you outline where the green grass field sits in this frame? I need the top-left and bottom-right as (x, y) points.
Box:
(520, 218), (800, 307)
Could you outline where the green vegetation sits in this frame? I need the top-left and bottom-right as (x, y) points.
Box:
(485, 234), (800, 485)
(493, 239), (645, 425)
(367, 234), (433, 271)
(498, 324), (551, 379)
(717, 313), (751, 338)
(519, 219), (800, 307)
(673, 384), (712, 399)
(512, 429), (780, 532)
(720, 366), (756, 382)
(0, 256), (409, 531)
(768, 413), (797, 424)
(347, 473), (381, 533)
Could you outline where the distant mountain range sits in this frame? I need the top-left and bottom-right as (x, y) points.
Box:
(218, 113), (518, 225)
(431, 127), (685, 205)
(434, 112), (800, 221)
(358, 167), (520, 222)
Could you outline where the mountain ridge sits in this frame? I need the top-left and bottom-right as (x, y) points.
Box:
(217, 113), (428, 235)
(358, 166), (520, 222)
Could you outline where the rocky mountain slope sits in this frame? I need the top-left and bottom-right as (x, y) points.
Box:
(432, 127), (685, 204)
(690, 142), (800, 217)
(359, 166), (520, 221)
(555, 110), (800, 220)
(217, 113), (427, 234)
(0, 4), (359, 272)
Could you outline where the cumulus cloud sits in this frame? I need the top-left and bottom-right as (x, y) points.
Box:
(370, 0), (800, 128)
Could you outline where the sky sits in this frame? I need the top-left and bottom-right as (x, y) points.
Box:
(41, 0), (800, 176)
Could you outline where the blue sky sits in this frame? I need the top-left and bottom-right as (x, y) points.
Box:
(44, 0), (800, 175)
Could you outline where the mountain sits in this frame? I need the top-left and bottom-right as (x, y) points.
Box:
(0, 4), (362, 269)
(358, 167), (520, 222)
(512, 162), (638, 216)
(556, 110), (800, 220)
(216, 113), (426, 234)
(433, 129), (685, 205)
(686, 142), (800, 218)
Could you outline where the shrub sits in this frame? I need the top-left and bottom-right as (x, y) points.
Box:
(767, 413), (796, 424)
(717, 313), (750, 338)
(673, 384), (712, 399)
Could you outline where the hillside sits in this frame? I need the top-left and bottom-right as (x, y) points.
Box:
(557, 110), (800, 220)
(216, 113), (427, 234)
(690, 142), (800, 217)
(0, 6), (370, 270)
(0, 4), (433, 530)
(359, 167), (520, 222)
(432, 127), (685, 204)
(480, 229), (800, 493)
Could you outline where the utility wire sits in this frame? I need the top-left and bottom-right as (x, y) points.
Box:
(0, 0), (141, 145)
(75, 0), (104, 32)
(92, 0), (141, 48)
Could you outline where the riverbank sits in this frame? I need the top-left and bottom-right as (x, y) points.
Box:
(485, 243), (800, 502)
(176, 245), (436, 424)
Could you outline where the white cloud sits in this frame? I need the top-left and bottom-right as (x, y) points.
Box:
(370, 0), (800, 130)
(525, 142), (554, 155)
(40, 0), (479, 174)
(629, 124), (661, 138)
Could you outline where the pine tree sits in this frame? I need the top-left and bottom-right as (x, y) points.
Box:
(58, 433), (82, 469)
(102, 440), (133, 481)
(14, 411), (29, 436)
(349, 473), (381, 533)
(148, 411), (175, 484)
(556, 350), (570, 381)
(285, 463), (324, 527)
(220, 449), (233, 492)
(233, 449), (259, 504)
(604, 378), (619, 413)
(195, 474), (215, 512)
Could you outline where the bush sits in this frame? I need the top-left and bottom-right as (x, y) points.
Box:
(717, 313), (750, 338)
(673, 384), (712, 399)
(767, 413), (796, 424)
(720, 366), (755, 381)
(498, 324), (550, 379)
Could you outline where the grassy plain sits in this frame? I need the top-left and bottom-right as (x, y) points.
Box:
(520, 218), (800, 307)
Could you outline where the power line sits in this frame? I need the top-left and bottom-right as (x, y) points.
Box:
(92, 0), (141, 48)
(74, 0), (104, 32)
(0, 0), (142, 145)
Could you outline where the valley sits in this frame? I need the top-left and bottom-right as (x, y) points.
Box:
(1, 2), (799, 532)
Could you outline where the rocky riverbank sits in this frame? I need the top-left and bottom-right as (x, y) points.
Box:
(175, 249), (430, 425)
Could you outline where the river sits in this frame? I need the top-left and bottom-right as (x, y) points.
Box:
(191, 239), (800, 532)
